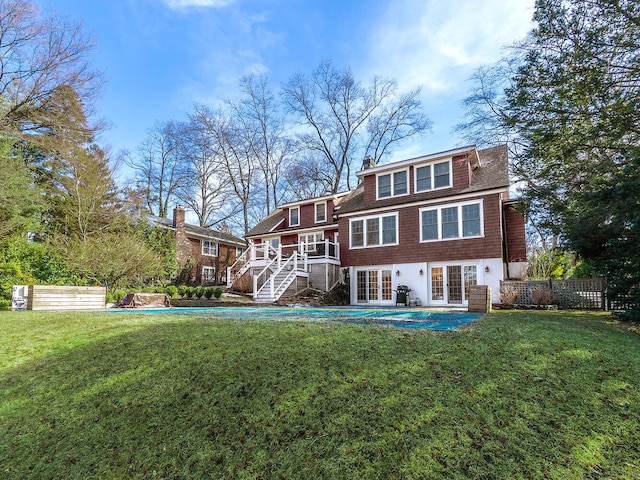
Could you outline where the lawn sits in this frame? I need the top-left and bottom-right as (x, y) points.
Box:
(1, 310), (639, 479)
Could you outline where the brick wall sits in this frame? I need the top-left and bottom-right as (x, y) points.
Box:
(173, 207), (192, 269)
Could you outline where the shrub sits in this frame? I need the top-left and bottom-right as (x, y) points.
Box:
(184, 286), (195, 299)
(177, 285), (188, 298)
(204, 288), (214, 300)
(500, 284), (520, 304)
(165, 285), (178, 298)
(194, 286), (205, 299)
(113, 290), (127, 304)
(213, 287), (223, 299)
(531, 285), (555, 306)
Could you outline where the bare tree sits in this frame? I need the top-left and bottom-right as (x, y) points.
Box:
(282, 59), (431, 193)
(175, 105), (235, 228)
(205, 113), (258, 235)
(226, 74), (293, 214)
(126, 120), (189, 218)
(0, 0), (102, 138)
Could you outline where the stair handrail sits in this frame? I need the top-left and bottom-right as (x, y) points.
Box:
(252, 253), (281, 298)
(255, 251), (308, 300)
(227, 246), (252, 287)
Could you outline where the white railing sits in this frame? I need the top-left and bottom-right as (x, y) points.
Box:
(252, 254), (281, 295)
(292, 239), (340, 260)
(254, 251), (308, 300)
(252, 242), (279, 261)
(227, 247), (251, 288)
(227, 242), (281, 288)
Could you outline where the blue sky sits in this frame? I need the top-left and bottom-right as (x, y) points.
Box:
(37, 0), (535, 178)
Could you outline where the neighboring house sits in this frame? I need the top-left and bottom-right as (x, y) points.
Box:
(149, 207), (247, 285)
(229, 144), (527, 305)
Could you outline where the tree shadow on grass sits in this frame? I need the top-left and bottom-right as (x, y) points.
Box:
(1, 314), (639, 479)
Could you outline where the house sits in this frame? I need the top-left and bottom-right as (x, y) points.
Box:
(228, 145), (527, 305)
(233, 193), (350, 301)
(149, 207), (246, 285)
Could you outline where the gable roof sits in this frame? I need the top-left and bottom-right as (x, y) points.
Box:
(246, 192), (351, 239)
(245, 209), (285, 238)
(147, 215), (247, 247)
(337, 145), (510, 216)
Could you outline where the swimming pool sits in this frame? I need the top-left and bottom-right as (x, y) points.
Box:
(109, 306), (482, 331)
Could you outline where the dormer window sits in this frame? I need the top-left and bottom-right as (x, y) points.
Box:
(289, 206), (300, 226)
(415, 160), (452, 193)
(315, 201), (327, 223)
(377, 169), (408, 199)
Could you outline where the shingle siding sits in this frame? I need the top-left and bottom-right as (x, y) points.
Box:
(340, 193), (504, 267)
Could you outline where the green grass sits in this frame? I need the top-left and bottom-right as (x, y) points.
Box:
(1, 310), (639, 479)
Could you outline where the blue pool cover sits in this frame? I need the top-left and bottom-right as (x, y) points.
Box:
(110, 306), (482, 331)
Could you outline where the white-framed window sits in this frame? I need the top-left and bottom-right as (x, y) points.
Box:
(377, 169), (409, 199)
(300, 232), (324, 251)
(202, 266), (216, 283)
(414, 160), (452, 193)
(236, 246), (246, 257)
(315, 201), (327, 223)
(289, 206), (300, 226)
(350, 213), (398, 248)
(201, 240), (218, 256)
(420, 201), (483, 242)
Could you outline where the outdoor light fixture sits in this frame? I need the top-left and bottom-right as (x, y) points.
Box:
(485, 266), (490, 273)
(396, 270), (400, 276)
(419, 269), (424, 275)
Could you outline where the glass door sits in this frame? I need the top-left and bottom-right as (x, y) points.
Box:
(430, 265), (477, 305)
(447, 266), (463, 304)
(355, 269), (394, 304)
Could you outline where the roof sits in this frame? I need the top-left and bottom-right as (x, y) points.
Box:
(246, 192), (351, 238)
(147, 215), (247, 247)
(355, 144), (479, 177)
(337, 145), (510, 215)
(245, 209), (285, 238)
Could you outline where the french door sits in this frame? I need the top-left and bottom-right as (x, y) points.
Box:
(356, 269), (393, 304)
(430, 265), (478, 305)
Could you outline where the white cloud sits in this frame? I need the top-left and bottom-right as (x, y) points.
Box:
(163, 0), (236, 8)
(363, 0), (535, 93)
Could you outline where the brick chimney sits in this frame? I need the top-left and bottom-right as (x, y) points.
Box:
(361, 156), (376, 170)
(173, 206), (191, 269)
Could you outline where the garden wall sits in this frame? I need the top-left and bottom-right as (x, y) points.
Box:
(27, 285), (106, 311)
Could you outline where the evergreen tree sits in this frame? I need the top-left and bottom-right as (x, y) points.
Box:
(458, 0), (640, 307)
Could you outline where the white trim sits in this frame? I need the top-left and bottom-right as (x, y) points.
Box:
(315, 201), (327, 223)
(413, 159), (452, 193)
(201, 239), (218, 256)
(356, 145), (477, 177)
(268, 217), (285, 233)
(279, 191), (351, 209)
(349, 212), (399, 249)
(419, 199), (484, 243)
(202, 265), (216, 282)
(376, 168), (410, 200)
(289, 206), (300, 227)
(339, 187), (508, 218)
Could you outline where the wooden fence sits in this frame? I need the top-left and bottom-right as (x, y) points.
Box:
(27, 285), (106, 311)
(499, 279), (606, 310)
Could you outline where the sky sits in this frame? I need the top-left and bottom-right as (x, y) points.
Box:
(36, 0), (536, 180)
